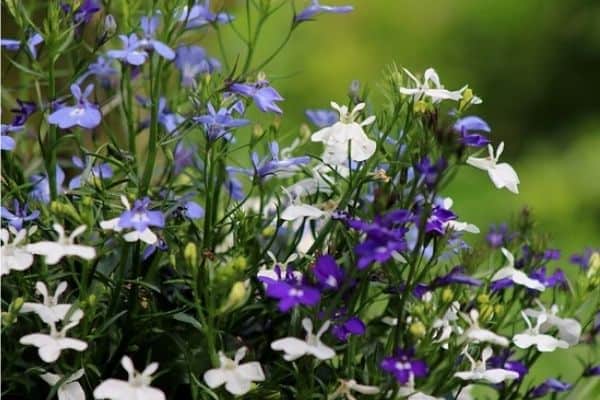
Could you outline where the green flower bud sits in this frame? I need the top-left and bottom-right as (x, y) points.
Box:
(218, 280), (250, 314)
(409, 321), (426, 338)
(184, 242), (198, 268)
(442, 288), (454, 303)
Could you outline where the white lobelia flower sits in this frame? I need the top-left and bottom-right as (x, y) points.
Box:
(432, 301), (463, 348)
(20, 281), (83, 325)
(311, 102), (377, 163)
(396, 378), (442, 400)
(93, 356), (165, 400)
(19, 318), (88, 363)
(271, 318), (336, 361)
(454, 347), (519, 384)
(441, 198), (480, 234)
(40, 369), (85, 400)
(466, 142), (520, 194)
(513, 311), (570, 352)
(27, 224), (95, 265)
(491, 248), (545, 291)
(461, 309), (509, 347)
(399, 67), (464, 104)
(1, 226), (36, 275)
(524, 301), (582, 345)
(329, 378), (380, 400)
(203, 346), (265, 396)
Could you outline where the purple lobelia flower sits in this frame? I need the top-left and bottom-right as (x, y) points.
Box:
(71, 0), (101, 26)
(11, 99), (37, 126)
(490, 277), (514, 292)
(305, 109), (338, 128)
(583, 365), (600, 377)
(68, 156), (113, 189)
(529, 267), (567, 289)
(313, 255), (345, 290)
(380, 348), (428, 384)
(77, 56), (117, 89)
(48, 84), (102, 129)
(158, 98), (184, 134)
(259, 266), (321, 312)
(528, 378), (572, 398)
(248, 142), (310, 180)
(415, 156), (447, 188)
(1, 131), (17, 151)
(1, 32), (44, 59)
(173, 142), (197, 174)
(229, 80), (284, 114)
(107, 34), (148, 66)
(570, 248), (596, 270)
(486, 223), (511, 248)
(225, 167), (245, 201)
(433, 266), (482, 287)
(118, 197), (165, 233)
(543, 248), (561, 260)
(453, 115), (491, 147)
(330, 309), (365, 342)
(1, 200), (40, 230)
(178, 1), (233, 29)
(487, 350), (528, 381)
(175, 45), (221, 87)
(139, 16), (175, 61)
(424, 205), (457, 235)
(29, 166), (65, 203)
(193, 102), (249, 142)
(295, 1), (354, 23)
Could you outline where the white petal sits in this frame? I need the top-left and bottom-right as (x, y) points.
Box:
(481, 369), (519, 384)
(58, 338), (88, 352)
(280, 204), (324, 221)
(203, 368), (227, 389)
(271, 337), (309, 360)
(236, 362), (265, 382)
(40, 372), (61, 386)
(466, 156), (494, 171)
(27, 242), (64, 264)
(556, 318), (581, 345)
(512, 333), (536, 349)
(93, 379), (134, 399)
(136, 386), (166, 400)
(511, 270), (545, 291)
(489, 164), (519, 193)
(224, 374), (252, 395)
(121, 356), (135, 375)
(466, 328), (509, 347)
(454, 371), (477, 381)
(59, 381), (86, 400)
(309, 342), (336, 360)
(65, 245), (96, 260)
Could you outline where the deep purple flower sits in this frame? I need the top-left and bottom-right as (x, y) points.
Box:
(0, 200), (40, 230)
(543, 248), (561, 261)
(487, 351), (528, 381)
(528, 379), (572, 398)
(529, 267), (567, 289)
(72, 0), (101, 26)
(10, 99), (37, 126)
(355, 238), (407, 269)
(48, 84), (102, 129)
(107, 34), (148, 65)
(69, 156), (113, 189)
(193, 102), (249, 141)
(490, 277), (514, 292)
(248, 142), (309, 180)
(331, 315), (365, 341)
(29, 166), (65, 203)
(415, 156), (447, 188)
(583, 365), (600, 377)
(425, 206), (456, 235)
(118, 197), (165, 233)
(295, 1), (353, 23)
(259, 267), (321, 312)
(305, 109), (337, 128)
(570, 248), (596, 270)
(486, 223), (511, 248)
(412, 283), (431, 299)
(313, 255), (344, 290)
(178, 1), (233, 29)
(380, 348), (428, 384)
(453, 115), (491, 147)
(230, 80), (284, 114)
(139, 16), (175, 60)
(175, 45), (220, 87)
(1, 32), (43, 59)
(433, 266), (482, 287)
(143, 238), (168, 261)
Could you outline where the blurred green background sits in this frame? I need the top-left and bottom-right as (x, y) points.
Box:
(213, 0), (600, 255)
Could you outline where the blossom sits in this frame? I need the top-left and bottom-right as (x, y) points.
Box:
(380, 348), (428, 384)
(1, 32), (44, 58)
(330, 313), (365, 342)
(69, 156), (113, 190)
(271, 318), (335, 361)
(138, 15), (175, 60)
(203, 347), (265, 396)
(295, 1), (354, 23)
(229, 79), (284, 114)
(29, 166), (65, 204)
(83, 56), (118, 84)
(248, 142), (310, 180)
(466, 142), (520, 194)
(453, 116), (491, 147)
(19, 318), (87, 363)
(27, 224), (96, 265)
(529, 266), (566, 289)
(487, 350), (528, 381)
(583, 365), (600, 377)
(462, 309), (510, 347)
(512, 311), (569, 352)
(107, 34), (148, 65)
(491, 248), (545, 291)
(523, 302), (581, 345)
(40, 369), (85, 400)
(258, 265), (320, 312)
(93, 356), (165, 400)
(311, 102), (376, 163)
(100, 196), (164, 245)
(570, 248), (597, 270)
(432, 301), (462, 346)
(329, 378), (379, 399)
(305, 108), (338, 128)
(313, 255), (345, 290)
(10, 98), (37, 125)
(415, 157), (447, 188)
(1, 130), (16, 151)
(400, 68), (464, 103)
(528, 378), (572, 398)
(177, 1), (233, 29)
(1, 200), (39, 230)
(1, 227), (35, 276)
(193, 102), (249, 141)
(48, 84), (102, 129)
(454, 347), (519, 384)
(486, 223), (512, 248)
(175, 45), (220, 87)
(20, 281), (83, 325)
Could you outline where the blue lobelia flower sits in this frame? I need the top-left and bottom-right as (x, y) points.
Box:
(77, 56), (117, 89)
(225, 167), (245, 201)
(329, 309), (365, 342)
(380, 348), (428, 384)
(117, 197), (165, 233)
(305, 109), (338, 128)
(68, 156), (113, 190)
(0, 132), (16, 151)
(139, 16), (175, 61)
(178, 1), (233, 29)
(570, 248), (597, 270)
(528, 379), (572, 398)
(10, 99), (37, 126)
(423, 204), (457, 236)
(1, 32), (44, 59)
(295, 1), (353, 23)
(48, 84), (102, 129)
(248, 142), (310, 180)
(487, 350), (528, 381)
(193, 102), (249, 142)
(432, 266), (482, 287)
(107, 34), (149, 66)
(453, 115), (491, 147)
(258, 266), (321, 312)
(486, 223), (512, 248)
(175, 45), (221, 87)
(583, 365), (600, 377)
(29, 166), (65, 203)
(529, 267), (567, 289)
(313, 255), (345, 290)
(415, 156), (447, 188)
(72, 0), (101, 26)
(173, 142), (197, 175)
(0, 200), (40, 230)
(229, 80), (284, 114)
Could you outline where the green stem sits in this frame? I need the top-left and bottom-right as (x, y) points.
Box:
(140, 58), (163, 196)
(47, 60), (58, 201)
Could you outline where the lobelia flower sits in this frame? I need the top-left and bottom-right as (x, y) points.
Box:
(400, 67), (465, 103)
(173, 142), (197, 174)
(40, 369), (85, 400)
(528, 378), (572, 398)
(81, 56), (118, 86)
(20, 317), (87, 363)
(512, 311), (569, 352)
(29, 166), (65, 204)
(258, 264), (320, 312)
(1, 129), (16, 151)
(487, 350), (528, 381)
(249, 142), (310, 180)
(177, 1), (233, 29)
(1, 200), (40, 230)
(280, 189), (327, 222)
(100, 196), (165, 245)
(157, 98), (184, 134)
(432, 267), (482, 288)
(329, 378), (380, 399)
(491, 247), (545, 291)
(11, 98), (37, 125)
(313, 255), (345, 290)
(139, 16), (175, 60)
(175, 45), (220, 87)
(461, 309), (510, 347)
(583, 364), (600, 377)
(380, 348), (428, 385)
(20, 281), (83, 325)
(27, 224), (96, 265)
(529, 266), (567, 289)
(1, 32), (44, 59)
(486, 223), (512, 248)
(466, 142), (520, 194)
(1, 226), (36, 276)
(93, 356), (165, 400)
(415, 157), (447, 188)
(453, 115), (491, 148)
(271, 318), (335, 361)
(330, 310), (366, 342)
(229, 79), (284, 114)
(440, 197), (480, 234)
(193, 102), (249, 141)
(432, 301), (463, 347)
(523, 302), (581, 345)
(203, 347), (265, 396)
(454, 347), (519, 384)
(69, 156), (113, 190)
(48, 84), (102, 129)
(570, 247), (597, 270)
(311, 102), (377, 164)
(305, 108), (338, 128)
(295, 1), (354, 23)
(107, 34), (148, 65)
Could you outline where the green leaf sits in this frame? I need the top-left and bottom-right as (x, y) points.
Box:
(361, 284), (390, 323)
(172, 312), (203, 331)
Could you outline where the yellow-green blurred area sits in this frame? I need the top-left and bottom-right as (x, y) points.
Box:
(212, 0), (600, 255)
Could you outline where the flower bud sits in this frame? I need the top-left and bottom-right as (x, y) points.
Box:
(218, 280), (250, 314)
(477, 294), (490, 304)
(442, 288), (454, 303)
(184, 242), (198, 268)
(87, 294), (97, 307)
(262, 225), (276, 237)
(50, 201), (82, 223)
(103, 14), (117, 37)
(480, 304), (494, 321)
(299, 124), (311, 141)
(252, 124), (264, 139)
(494, 304), (505, 317)
(409, 321), (426, 338)
(12, 297), (24, 313)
